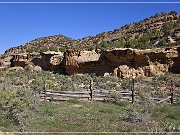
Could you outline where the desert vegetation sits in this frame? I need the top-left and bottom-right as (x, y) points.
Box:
(0, 71), (180, 133)
(97, 17), (180, 50)
(23, 17), (180, 53)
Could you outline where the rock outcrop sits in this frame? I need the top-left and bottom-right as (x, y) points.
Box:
(10, 51), (64, 73)
(108, 48), (177, 78)
(62, 46), (180, 78)
(0, 46), (180, 78)
(63, 50), (108, 75)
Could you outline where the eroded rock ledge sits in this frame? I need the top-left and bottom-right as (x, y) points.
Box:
(0, 46), (180, 78)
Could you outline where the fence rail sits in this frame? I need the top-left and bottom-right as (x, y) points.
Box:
(38, 79), (180, 105)
(40, 89), (112, 102)
(39, 89), (180, 104)
(39, 89), (137, 102)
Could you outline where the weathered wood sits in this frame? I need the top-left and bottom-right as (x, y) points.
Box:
(92, 94), (106, 97)
(41, 93), (106, 98)
(170, 80), (174, 105)
(45, 97), (89, 102)
(90, 78), (93, 102)
(40, 88), (137, 103)
(121, 96), (132, 100)
(40, 94), (106, 99)
(132, 78), (135, 104)
(150, 97), (166, 102)
(42, 92), (89, 97)
(158, 96), (171, 103)
(43, 81), (47, 102)
(44, 97), (113, 102)
(120, 91), (135, 94)
(93, 89), (110, 94)
(119, 92), (137, 96)
(39, 84), (179, 104)
(40, 95), (90, 98)
(44, 89), (110, 94)
(45, 90), (90, 94)
(174, 93), (180, 96)
(49, 98), (115, 103)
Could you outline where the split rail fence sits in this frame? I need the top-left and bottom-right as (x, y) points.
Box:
(38, 79), (180, 105)
(40, 89), (136, 103)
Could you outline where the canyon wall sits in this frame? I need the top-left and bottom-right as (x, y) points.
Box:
(0, 46), (180, 78)
(63, 46), (180, 78)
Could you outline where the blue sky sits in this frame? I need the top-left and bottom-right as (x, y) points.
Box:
(0, 2), (180, 54)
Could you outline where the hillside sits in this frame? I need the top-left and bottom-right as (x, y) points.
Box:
(3, 11), (180, 56)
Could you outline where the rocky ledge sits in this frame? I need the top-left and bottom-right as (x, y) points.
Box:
(0, 46), (180, 78)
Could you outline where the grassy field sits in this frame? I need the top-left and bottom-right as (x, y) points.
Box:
(1, 101), (180, 133)
(0, 71), (180, 133)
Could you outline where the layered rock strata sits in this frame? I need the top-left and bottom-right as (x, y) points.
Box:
(63, 46), (180, 78)
(1, 46), (180, 78)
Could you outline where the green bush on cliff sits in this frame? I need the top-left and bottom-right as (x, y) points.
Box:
(27, 48), (35, 53)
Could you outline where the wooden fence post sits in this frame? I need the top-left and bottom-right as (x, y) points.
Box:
(89, 78), (93, 102)
(170, 80), (174, 105)
(131, 78), (135, 104)
(43, 80), (47, 102)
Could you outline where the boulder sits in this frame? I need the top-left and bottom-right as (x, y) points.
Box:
(24, 64), (34, 71)
(33, 66), (42, 72)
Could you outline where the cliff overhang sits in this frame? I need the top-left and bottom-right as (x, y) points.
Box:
(1, 46), (180, 78)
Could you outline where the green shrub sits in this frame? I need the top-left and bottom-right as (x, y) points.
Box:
(27, 48), (35, 53)
(0, 86), (33, 131)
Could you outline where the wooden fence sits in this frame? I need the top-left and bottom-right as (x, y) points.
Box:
(38, 79), (180, 105)
(39, 89), (136, 103)
(149, 94), (180, 104)
(40, 89), (108, 102)
(39, 89), (180, 104)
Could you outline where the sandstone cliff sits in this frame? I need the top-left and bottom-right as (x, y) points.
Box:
(1, 45), (180, 78)
(0, 51), (64, 72)
(63, 46), (180, 78)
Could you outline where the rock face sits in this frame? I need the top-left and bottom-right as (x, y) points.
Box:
(0, 46), (180, 78)
(63, 46), (180, 78)
(10, 51), (64, 73)
(63, 50), (108, 75)
(107, 48), (178, 78)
